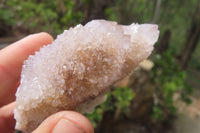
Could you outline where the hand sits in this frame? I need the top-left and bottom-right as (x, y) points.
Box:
(0, 33), (94, 133)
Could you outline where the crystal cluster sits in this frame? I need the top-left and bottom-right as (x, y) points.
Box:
(14, 20), (159, 132)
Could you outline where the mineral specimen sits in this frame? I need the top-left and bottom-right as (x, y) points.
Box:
(14, 20), (159, 132)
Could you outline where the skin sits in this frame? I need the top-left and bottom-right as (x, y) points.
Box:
(0, 33), (94, 133)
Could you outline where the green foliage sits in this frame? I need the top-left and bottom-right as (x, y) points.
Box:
(85, 107), (104, 128)
(0, 8), (16, 25)
(0, 0), (83, 35)
(152, 106), (164, 120)
(113, 87), (135, 115)
(85, 87), (135, 128)
(151, 51), (193, 121)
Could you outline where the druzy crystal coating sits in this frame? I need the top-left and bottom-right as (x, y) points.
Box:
(14, 20), (159, 132)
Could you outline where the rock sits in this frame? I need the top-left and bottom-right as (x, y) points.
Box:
(14, 20), (159, 132)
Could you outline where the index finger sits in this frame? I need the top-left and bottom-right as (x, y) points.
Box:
(0, 32), (53, 107)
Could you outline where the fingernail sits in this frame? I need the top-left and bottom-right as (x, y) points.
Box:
(52, 119), (84, 133)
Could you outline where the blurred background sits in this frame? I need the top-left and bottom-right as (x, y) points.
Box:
(0, 0), (200, 133)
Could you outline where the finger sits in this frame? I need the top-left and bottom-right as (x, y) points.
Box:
(0, 82), (19, 109)
(0, 32), (53, 107)
(33, 111), (94, 133)
(0, 102), (16, 133)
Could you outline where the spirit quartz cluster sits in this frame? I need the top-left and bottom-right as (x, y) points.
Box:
(14, 20), (159, 132)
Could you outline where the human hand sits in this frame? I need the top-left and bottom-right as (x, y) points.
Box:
(0, 33), (94, 133)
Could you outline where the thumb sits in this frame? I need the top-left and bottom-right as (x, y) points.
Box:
(33, 111), (94, 133)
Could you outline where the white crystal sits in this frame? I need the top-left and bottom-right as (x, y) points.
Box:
(14, 19), (159, 132)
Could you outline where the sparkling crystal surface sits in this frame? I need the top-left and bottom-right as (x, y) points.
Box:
(14, 20), (159, 132)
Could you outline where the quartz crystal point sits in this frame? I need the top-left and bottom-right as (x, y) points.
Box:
(14, 20), (159, 132)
